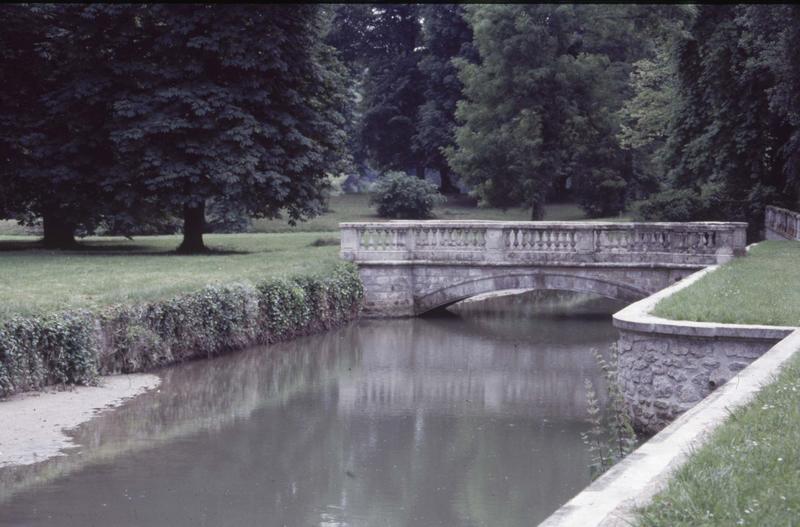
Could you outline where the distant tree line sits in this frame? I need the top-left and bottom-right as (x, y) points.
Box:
(1, 4), (799, 250)
(331, 4), (800, 233)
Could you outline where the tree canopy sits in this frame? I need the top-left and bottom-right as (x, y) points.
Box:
(2, 4), (800, 246)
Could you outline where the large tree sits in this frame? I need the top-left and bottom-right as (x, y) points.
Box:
(640, 5), (799, 238)
(412, 5), (474, 193)
(358, 5), (425, 176)
(0, 4), (122, 248)
(106, 5), (349, 252)
(447, 5), (641, 219)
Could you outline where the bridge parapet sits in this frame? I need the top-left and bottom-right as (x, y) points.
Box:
(341, 221), (747, 267)
(765, 205), (800, 241)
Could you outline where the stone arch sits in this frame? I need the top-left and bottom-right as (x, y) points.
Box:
(415, 272), (650, 314)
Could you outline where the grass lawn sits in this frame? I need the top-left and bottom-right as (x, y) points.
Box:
(635, 352), (800, 527)
(250, 193), (628, 232)
(0, 232), (342, 319)
(0, 195), (627, 318)
(653, 241), (800, 327)
(0, 195), (627, 237)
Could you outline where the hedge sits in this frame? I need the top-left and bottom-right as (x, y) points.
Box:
(0, 264), (363, 397)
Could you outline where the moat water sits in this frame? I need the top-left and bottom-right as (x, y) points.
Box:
(0, 292), (624, 527)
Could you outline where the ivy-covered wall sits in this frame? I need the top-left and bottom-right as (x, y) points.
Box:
(0, 264), (363, 398)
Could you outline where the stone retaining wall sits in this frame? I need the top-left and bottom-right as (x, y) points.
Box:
(540, 329), (800, 527)
(613, 267), (795, 433)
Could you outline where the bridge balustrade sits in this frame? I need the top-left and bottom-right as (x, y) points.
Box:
(341, 221), (747, 267)
(765, 205), (800, 241)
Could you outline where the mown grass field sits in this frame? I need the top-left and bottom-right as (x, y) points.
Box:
(0, 194), (603, 237)
(653, 241), (800, 327)
(0, 233), (342, 319)
(250, 193), (621, 232)
(635, 351), (800, 527)
(0, 194), (626, 319)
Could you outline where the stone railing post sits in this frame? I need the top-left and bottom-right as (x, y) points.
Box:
(340, 225), (359, 261)
(484, 225), (505, 262)
(715, 223), (747, 263)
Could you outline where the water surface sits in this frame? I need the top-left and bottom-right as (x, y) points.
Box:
(0, 292), (623, 527)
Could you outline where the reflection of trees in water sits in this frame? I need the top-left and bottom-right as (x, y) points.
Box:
(0, 307), (615, 525)
(0, 326), (361, 504)
(345, 317), (614, 420)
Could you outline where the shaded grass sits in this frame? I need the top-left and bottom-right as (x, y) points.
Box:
(653, 241), (800, 327)
(0, 232), (341, 319)
(635, 352), (800, 527)
(250, 193), (629, 232)
(0, 196), (628, 319)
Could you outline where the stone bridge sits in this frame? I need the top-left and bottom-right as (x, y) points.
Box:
(340, 221), (747, 317)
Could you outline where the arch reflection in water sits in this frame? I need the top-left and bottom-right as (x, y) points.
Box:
(0, 291), (625, 527)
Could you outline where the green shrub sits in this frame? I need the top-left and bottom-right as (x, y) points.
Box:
(0, 264), (364, 397)
(370, 171), (445, 219)
(0, 312), (98, 397)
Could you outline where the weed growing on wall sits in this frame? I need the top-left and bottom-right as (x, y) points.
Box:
(581, 343), (638, 479)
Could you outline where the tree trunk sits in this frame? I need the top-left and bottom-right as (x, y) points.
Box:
(415, 164), (426, 180)
(530, 195), (545, 220)
(177, 201), (207, 254)
(438, 164), (457, 194)
(41, 212), (77, 249)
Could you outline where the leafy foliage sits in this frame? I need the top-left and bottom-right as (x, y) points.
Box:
(370, 171), (446, 219)
(0, 265), (363, 397)
(581, 344), (638, 479)
(357, 5), (424, 173)
(637, 5), (800, 239)
(412, 5), (474, 192)
(447, 5), (642, 219)
(0, 5), (350, 251)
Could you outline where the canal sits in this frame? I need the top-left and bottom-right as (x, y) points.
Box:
(0, 291), (624, 526)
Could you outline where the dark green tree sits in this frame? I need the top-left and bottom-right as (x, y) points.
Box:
(643, 5), (798, 238)
(447, 5), (641, 219)
(107, 5), (350, 252)
(412, 5), (474, 194)
(0, 4), (123, 248)
(358, 5), (425, 176)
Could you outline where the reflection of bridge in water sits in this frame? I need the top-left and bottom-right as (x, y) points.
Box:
(337, 315), (621, 420)
(340, 221), (747, 316)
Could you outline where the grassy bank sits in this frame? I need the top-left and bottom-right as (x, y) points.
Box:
(0, 233), (342, 319)
(653, 241), (800, 326)
(635, 351), (800, 527)
(0, 263), (363, 397)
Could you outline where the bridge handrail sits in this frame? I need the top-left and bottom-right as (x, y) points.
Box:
(340, 221), (747, 266)
(765, 205), (800, 241)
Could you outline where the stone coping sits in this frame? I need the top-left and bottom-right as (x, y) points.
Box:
(341, 220), (747, 230)
(541, 247), (800, 526)
(539, 328), (800, 527)
(351, 260), (709, 270)
(612, 266), (795, 340)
